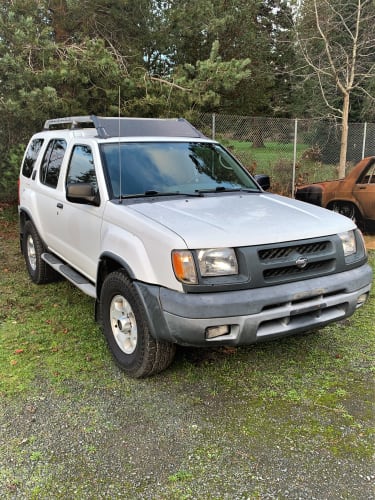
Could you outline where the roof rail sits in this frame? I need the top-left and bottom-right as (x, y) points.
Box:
(43, 115), (206, 139)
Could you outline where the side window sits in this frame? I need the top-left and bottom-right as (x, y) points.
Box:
(40, 139), (66, 188)
(66, 145), (99, 198)
(358, 162), (375, 185)
(22, 139), (44, 178)
(366, 164), (375, 184)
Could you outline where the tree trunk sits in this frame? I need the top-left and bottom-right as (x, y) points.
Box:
(338, 92), (350, 178)
(49, 0), (69, 43)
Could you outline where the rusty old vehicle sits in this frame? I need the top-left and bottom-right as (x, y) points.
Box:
(295, 156), (375, 233)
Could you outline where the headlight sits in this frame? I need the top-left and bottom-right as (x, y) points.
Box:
(339, 230), (356, 257)
(172, 247), (238, 284)
(197, 248), (238, 277)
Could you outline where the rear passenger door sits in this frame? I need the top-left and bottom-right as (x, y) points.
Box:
(36, 138), (67, 250)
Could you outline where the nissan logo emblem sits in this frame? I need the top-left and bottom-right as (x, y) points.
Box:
(296, 256), (308, 269)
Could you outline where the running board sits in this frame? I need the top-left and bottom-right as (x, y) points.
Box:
(42, 253), (97, 298)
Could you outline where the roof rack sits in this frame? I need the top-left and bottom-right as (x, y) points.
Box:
(43, 116), (95, 130)
(43, 115), (206, 139)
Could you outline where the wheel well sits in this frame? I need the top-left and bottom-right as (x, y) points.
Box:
(97, 255), (134, 298)
(327, 200), (362, 215)
(19, 210), (32, 249)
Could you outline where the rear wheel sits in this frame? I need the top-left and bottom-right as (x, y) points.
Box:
(22, 221), (57, 284)
(100, 270), (176, 378)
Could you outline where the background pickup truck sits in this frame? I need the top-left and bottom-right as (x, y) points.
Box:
(18, 116), (373, 377)
(295, 156), (375, 233)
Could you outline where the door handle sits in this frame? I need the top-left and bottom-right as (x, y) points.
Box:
(57, 203), (63, 209)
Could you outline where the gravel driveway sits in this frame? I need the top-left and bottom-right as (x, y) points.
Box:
(1, 352), (374, 499)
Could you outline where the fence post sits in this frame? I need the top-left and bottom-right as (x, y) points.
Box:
(212, 113), (216, 140)
(292, 118), (298, 198)
(362, 122), (367, 159)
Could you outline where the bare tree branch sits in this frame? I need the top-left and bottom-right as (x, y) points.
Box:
(148, 76), (192, 92)
(292, 0), (375, 176)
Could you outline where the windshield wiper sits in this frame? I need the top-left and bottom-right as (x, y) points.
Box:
(144, 190), (203, 197)
(195, 186), (259, 194)
(120, 190), (203, 199)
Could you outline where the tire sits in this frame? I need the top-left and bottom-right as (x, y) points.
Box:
(330, 202), (363, 230)
(100, 270), (176, 378)
(22, 221), (57, 284)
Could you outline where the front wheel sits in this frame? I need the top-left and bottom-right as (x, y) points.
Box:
(100, 270), (176, 378)
(330, 202), (363, 229)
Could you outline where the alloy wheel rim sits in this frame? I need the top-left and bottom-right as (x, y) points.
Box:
(110, 294), (137, 354)
(27, 235), (37, 271)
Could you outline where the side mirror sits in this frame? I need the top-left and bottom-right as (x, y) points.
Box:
(254, 174), (270, 191)
(66, 183), (99, 205)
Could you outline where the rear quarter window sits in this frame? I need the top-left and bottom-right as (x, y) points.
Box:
(21, 139), (44, 178)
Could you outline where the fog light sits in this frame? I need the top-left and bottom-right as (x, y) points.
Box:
(356, 293), (368, 308)
(206, 325), (230, 339)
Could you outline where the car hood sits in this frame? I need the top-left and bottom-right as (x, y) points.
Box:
(129, 192), (355, 248)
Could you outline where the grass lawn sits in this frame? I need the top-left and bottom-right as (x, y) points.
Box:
(218, 140), (339, 195)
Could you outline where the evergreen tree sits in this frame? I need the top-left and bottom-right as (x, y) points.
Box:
(0, 0), (252, 200)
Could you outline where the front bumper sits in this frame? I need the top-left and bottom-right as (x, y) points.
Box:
(135, 263), (372, 347)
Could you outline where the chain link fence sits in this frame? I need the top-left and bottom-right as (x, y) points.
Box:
(193, 113), (375, 196)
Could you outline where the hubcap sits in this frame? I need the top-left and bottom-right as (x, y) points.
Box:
(27, 235), (37, 271)
(110, 295), (137, 354)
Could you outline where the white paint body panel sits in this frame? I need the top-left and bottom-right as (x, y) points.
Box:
(129, 193), (355, 249)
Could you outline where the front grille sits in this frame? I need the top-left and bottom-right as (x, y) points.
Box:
(259, 241), (329, 261)
(263, 259), (335, 281)
(256, 237), (337, 286)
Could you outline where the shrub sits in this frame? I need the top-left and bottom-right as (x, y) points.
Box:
(0, 144), (25, 203)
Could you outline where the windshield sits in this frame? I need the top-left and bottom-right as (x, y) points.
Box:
(100, 142), (259, 197)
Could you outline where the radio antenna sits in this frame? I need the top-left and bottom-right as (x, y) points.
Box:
(118, 85), (122, 204)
